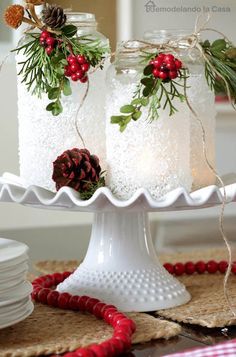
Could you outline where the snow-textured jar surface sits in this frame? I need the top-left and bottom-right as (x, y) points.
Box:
(17, 13), (109, 191)
(105, 33), (216, 200)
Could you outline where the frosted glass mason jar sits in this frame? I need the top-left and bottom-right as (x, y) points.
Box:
(17, 13), (110, 191)
(105, 32), (216, 200)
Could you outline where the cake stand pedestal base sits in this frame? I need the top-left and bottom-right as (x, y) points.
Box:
(57, 211), (190, 312)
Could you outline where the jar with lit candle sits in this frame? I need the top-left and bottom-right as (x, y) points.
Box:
(105, 32), (216, 200)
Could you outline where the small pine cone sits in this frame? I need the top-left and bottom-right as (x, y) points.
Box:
(42, 5), (66, 29)
(52, 148), (102, 192)
(26, 0), (45, 5)
(4, 4), (24, 29)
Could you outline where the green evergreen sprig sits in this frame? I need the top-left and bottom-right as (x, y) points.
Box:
(111, 58), (188, 132)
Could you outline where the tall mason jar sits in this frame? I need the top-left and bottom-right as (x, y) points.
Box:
(17, 13), (110, 191)
(105, 32), (216, 200)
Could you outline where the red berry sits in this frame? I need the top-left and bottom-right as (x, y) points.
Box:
(152, 58), (163, 68)
(71, 73), (78, 82)
(80, 75), (88, 83)
(159, 71), (168, 80)
(185, 262), (196, 275)
(175, 59), (182, 69)
(70, 63), (81, 73)
(169, 71), (178, 79)
(38, 288), (51, 304)
(164, 263), (174, 275)
(81, 63), (90, 72)
(40, 30), (50, 39)
(207, 260), (218, 274)
(75, 348), (95, 357)
(85, 298), (100, 313)
(58, 292), (71, 309)
(166, 62), (176, 71)
(218, 261), (228, 273)
(232, 262), (236, 274)
(77, 295), (90, 310)
(152, 68), (160, 78)
(164, 54), (175, 62)
(90, 344), (107, 357)
(174, 263), (185, 276)
(157, 53), (165, 61)
(93, 302), (106, 318)
(64, 66), (72, 77)
(77, 55), (87, 64)
(75, 70), (85, 79)
(46, 46), (54, 55)
(47, 290), (59, 307)
(39, 38), (46, 46)
(68, 295), (80, 310)
(46, 37), (56, 46)
(195, 261), (206, 274)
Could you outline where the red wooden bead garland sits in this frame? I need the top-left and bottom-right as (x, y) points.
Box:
(32, 260), (235, 356)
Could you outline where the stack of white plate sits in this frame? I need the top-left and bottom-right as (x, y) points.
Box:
(0, 238), (34, 329)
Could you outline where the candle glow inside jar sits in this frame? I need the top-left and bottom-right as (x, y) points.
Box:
(105, 31), (216, 200)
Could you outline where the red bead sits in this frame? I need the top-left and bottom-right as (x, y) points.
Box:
(63, 353), (78, 357)
(76, 70), (85, 79)
(46, 46), (54, 55)
(164, 54), (175, 62)
(81, 63), (90, 72)
(80, 76), (88, 83)
(85, 298), (100, 313)
(63, 271), (72, 279)
(46, 37), (56, 46)
(31, 286), (41, 301)
(175, 59), (182, 69)
(58, 292), (71, 309)
(111, 313), (127, 327)
(108, 338), (125, 355)
(174, 262), (185, 276)
(69, 295), (80, 310)
(169, 71), (178, 79)
(115, 325), (132, 336)
(77, 296), (90, 311)
(77, 55), (87, 64)
(231, 262), (236, 274)
(159, 71), (168, 80)
(33, 277), (45, 287)
(103, 308), (117, 324)
(75, 348), (95, 357)
(100, 341), (115, 356)
(163, 263), (174, 275)
(152, 68), (160, 78)
(113, 332), (131, 350)
(40, 30), (50, 39)
(207, 260), (218, 274)
(38, 288), (51, 304)
(47, 290), (59, 307)
(71, 73), (78, 82)
(195, 261), (206, 274)
(185, 261), (196, 275)
(89, 344), (107, 357)
(53, 272), (64, 285)
(115, 318), (136, 333)
(93, 302), (106, 318)
(218, 260), (228, 273)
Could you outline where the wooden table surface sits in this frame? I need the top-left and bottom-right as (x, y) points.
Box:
(129, 323), (236, 356)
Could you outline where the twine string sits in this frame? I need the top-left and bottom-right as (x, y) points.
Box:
(74, 79), (90, 148)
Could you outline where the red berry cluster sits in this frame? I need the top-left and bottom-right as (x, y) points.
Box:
(40, 30), (56, 56)
(149, 53), (182, 81)
(64, 55), (90, 83)
(32, 272), (136, 357)
(164, 260), (236, 276)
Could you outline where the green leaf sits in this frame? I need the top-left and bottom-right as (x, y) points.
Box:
(52, 101), (63, 116)
(120, 105), (135, 114)
(131, 98), (142, 105)
(143, 86), (151, 97)
(63, 78), (72, 96)
(141, 77), (154, 87)
(211, 39), (227, 52)
(46, 102), (55, 111)
(111, 115), (122, 124)
(48, 88), (60, 100)
(61, 25), (77, 38)
(132, 111), (142, 120)
(141, 98), (149, 106)
(143, 64), (153, 76)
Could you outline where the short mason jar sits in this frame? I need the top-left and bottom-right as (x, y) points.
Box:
(105, 30), (216, 200)
(17, 12), (110, 191)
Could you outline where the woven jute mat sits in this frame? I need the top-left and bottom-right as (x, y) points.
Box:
(156, 247), (236, 328)
(0, 303), (181, 357)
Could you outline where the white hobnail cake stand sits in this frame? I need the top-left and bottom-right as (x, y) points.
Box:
(1, 173), (236, 312)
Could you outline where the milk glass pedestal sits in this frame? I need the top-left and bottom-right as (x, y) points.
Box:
(1, 174), (236, 312)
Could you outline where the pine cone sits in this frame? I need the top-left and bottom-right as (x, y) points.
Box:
(52, 148), (102, 192)
(42, 5), (66, 29)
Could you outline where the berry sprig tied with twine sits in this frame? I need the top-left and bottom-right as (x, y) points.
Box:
(111, 52), (188, 132)
(111, 26), (236, 132)
(3, 2), (109, 116)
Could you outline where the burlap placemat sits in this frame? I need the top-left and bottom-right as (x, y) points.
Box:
(0, 303), (181, 357)
(34, 260), (80, 274)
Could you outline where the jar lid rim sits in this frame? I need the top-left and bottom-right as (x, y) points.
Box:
(65, 12), (96, 23)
